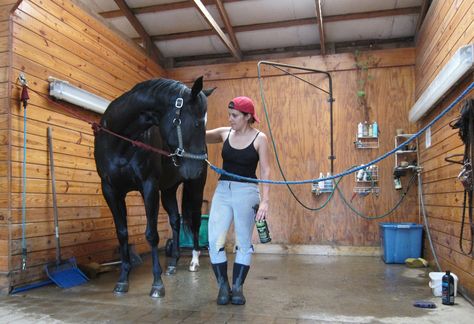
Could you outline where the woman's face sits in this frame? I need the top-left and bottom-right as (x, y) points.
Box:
(228, 108), (249, 130)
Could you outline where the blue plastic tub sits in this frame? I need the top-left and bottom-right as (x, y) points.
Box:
(379, 223), (423, 264)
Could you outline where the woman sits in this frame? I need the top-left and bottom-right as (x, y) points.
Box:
(206, 96), (270, 305)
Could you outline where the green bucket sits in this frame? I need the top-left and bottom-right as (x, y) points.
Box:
(179, 214), (209, 248)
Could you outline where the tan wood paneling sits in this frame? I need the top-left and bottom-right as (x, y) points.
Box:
(0, 67), (7, 82)
(0, 21), (9, 37)
(6, 160), (98, 182)
(0, 51), (9, 66)
(416, 1), (474, 97)
(416, 0), (474, 298)
(13, 38), (121, 99)
(0, 1), (18, 6)
(169, 48), (415, 82)
(0, 36), (8, 52)
(0, 0), (10, 280)
(0, 82), (6, 98)
(0, 3), (15, 20)
(415, 0), (454, 89)
(24, 0), (164, 77)
(12, 4), (143, 86)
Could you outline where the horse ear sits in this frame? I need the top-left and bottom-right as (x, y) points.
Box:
(202, 87), (216, 97)
(191, 76), (203, 99)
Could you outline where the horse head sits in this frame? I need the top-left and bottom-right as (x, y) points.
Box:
(160, 76), (215, 179)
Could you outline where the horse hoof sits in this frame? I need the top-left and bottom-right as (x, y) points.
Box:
(165, 266), (177, 275)
(150, 284), (165, 298)
(113, 282), (129, 294)
(189, 262), (199, 272)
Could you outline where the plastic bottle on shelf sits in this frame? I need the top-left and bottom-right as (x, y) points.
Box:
(368, 124), (373, 137)
(318, 172), (325, 190)
(326, 172), (332, 190)
(356, 167), (364, 181)
(393, 175), (402, 190)
(363, 121), (368, 137)
(362, 168), (368, 182)
(357, 122), (363, 138)
(372, 121), (378, 138)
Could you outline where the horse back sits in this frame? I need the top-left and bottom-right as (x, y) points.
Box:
(94, 126), (163, 192)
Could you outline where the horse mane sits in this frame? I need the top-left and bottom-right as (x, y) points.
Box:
(102, 78), (185, 132)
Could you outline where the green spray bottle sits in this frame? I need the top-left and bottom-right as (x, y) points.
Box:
(253, 204), (271, 243)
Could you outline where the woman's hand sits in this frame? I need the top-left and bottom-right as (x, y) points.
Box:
(256, 200), (269, 221)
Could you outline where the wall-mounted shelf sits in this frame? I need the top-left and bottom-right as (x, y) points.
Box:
(353, 165), (379, 195)
(394, 134), (418, 173)
(353, 187), (380, 194)
(311, 179), (334, 195)
(355, 165), (379, 182)
(394, 165), (418, 172)
(355, 136), (379, 149)
(355, 122), (379, 149)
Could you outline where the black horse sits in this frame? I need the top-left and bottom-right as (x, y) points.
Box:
(94, 77), (214, 297)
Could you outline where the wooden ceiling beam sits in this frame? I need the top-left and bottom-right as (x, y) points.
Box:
(102, 3), (419, 21)
(192, 0), (241, 60)
(215, 0), (241, 52)
(172, 36), (414, 67)
(415, 0), (431, 35)
(101, 0), (240, 18)
(326, 6), (419, 22)
(315, 0), (326, 56)
(142, 6), (420, 42)
(113, 0), (166, 66)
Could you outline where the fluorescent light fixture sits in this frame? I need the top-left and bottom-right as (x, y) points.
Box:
(48, 77), (110, 114)
(409, 43), (474, 123)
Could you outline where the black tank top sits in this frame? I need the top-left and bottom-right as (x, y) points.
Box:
(220, 130), (260, 182)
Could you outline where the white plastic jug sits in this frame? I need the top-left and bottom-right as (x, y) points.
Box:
(429, 272), (458, 297)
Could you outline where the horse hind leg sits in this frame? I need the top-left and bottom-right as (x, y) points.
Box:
(161, 185), (181, 276)
(101, 182), (131, 294)
(142, 182), (165, 298)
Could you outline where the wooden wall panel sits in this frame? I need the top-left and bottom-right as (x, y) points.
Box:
(415, 0), (474, 303)
(0, 0), (14, 294)
(170, 48), (415, 82)
(170, 48), (418, 248)
(3, 0), (168, 291)
(416, 0), (474, 97)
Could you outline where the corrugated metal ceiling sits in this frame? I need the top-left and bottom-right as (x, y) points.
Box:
(77, 0), (428, 67)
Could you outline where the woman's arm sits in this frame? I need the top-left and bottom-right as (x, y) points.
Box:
(255, 132), (271, 221)
(206, 127), (230, 144)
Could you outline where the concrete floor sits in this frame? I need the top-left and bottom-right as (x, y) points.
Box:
(0, 252), (473, 323)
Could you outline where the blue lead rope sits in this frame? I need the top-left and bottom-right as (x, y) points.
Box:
(208, 81), (474, 184)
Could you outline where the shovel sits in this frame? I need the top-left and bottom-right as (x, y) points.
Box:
(44, 127), (88, 288)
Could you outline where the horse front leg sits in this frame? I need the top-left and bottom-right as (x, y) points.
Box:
(142, 181), (165, 298)
(101, 182), (131, 294)
(189, 209), (202, 272)
(161, 184), (181, 275)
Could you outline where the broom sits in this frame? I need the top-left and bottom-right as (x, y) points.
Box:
(44, 127), (88, 288)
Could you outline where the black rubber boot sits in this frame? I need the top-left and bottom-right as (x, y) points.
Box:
(211, 262), (231, 305)
(231, 263), (250, 305)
